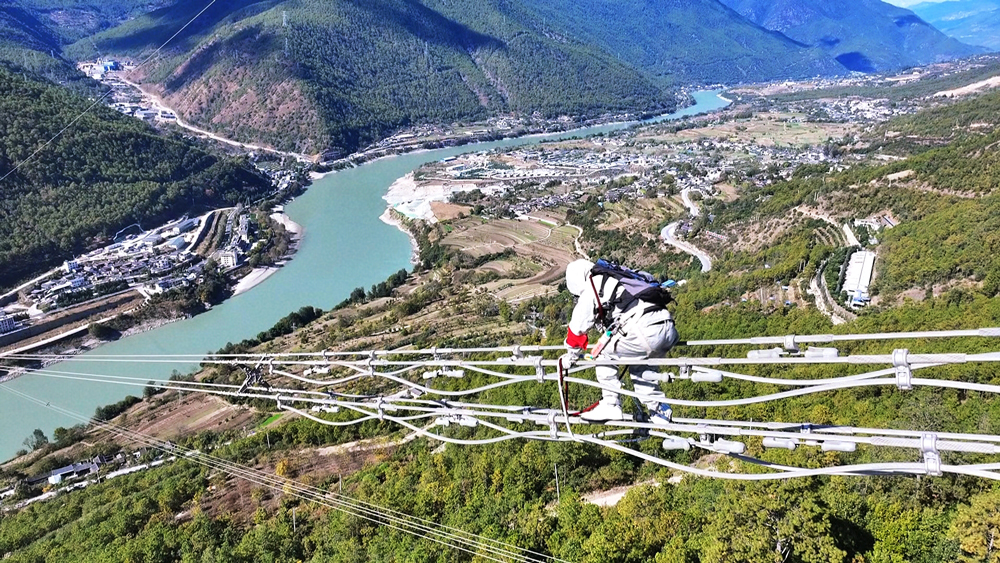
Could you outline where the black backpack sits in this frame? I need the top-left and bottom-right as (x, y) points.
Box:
(590, 259), (675, 320)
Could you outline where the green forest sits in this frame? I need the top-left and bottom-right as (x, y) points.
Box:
(0, 65), (271, 289)
(63, 0), (678, 156)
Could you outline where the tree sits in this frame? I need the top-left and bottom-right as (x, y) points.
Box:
(23, 429), (48, 452)
(702, 480), (845, 563)
(88, 323), (117, 340)
(951, 490), (1000, 562)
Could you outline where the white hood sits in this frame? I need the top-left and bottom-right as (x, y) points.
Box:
(565, 259), (595, 296)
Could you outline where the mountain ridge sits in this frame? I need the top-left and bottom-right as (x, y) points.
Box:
(911, 0), (1000, 51)
(719, 0), (984, 71)
(60, 0), (853, 157)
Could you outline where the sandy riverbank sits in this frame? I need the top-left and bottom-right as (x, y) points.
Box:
(231, 211), (304, 297)
(384, 173), (494, 206)
(232, 267), (280, 296)
(270, 211), (303, 238)
(379, 209), (420, 265)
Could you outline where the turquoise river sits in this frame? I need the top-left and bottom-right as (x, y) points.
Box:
(0, 91), (729, 460)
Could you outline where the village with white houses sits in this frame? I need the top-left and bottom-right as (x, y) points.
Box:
(0, 203), (278, 347)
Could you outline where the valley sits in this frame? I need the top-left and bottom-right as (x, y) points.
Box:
(4, 1), (1000, 561)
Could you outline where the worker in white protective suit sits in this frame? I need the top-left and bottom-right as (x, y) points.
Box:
(563, 259), (679, 423)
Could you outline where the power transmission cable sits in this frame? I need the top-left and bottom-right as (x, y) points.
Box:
(0, 384), (570, 563)
(7, 327), (1000, 479)
(7, 359), (1000, 479)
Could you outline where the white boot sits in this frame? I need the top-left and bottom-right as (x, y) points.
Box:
(580, 401), (628, 422)
(649, 403), (673, 426)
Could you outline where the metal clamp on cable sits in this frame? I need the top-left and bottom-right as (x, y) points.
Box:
(511, 345), (522, 359)
(533, 356), (545, 382)
(679, 365), (691, 380)
(893, 349), (912, 391)
(922, 433), (942, 476)
(784, 334), (799, 353)
(547, 412), (558, 439)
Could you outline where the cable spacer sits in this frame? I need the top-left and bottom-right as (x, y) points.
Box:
(547, 412), (558, 439)
(921, 433), (942, 476)
(511, 344), (522, 359)
(430, 347), (438, 360)
(267, 358), (274, 374)
(783, 334), (799, 352)
(375, 397), (385, 421)
(533, 356), (545, 382)
(893, 348), (912, 391)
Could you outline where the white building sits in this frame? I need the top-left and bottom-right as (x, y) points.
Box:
(219, 251), (240, 268)
(842, 251), (876, 308)
(0, 314), (17, 334)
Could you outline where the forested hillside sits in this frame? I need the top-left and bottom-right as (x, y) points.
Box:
(0, 65), (271, 289)
(66, 0), (678, 156)
(0, 0), (174, 77)
(719, 0), (983, 71)
(507, 0), (843, 85)
(0, 4), (70, 78)
(912, 0), (1000, 51)
(9, 80), (1000, 563)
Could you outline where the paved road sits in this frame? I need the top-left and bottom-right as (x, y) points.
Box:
(681, 188), (703, 217)
(661, 222), (712, 272)
(842, 224), (861, 247)
(119, 76), (312, 163)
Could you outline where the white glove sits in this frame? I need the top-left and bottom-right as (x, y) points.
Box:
(561, 349), (582, 368)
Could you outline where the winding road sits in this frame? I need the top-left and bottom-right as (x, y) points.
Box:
(681, 188), (703, 217)
(118, 76), (313, 163)
(660, 187), (712, 272)
(661, 222), (713, 272)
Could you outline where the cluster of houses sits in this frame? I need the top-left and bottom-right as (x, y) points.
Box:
(794, 97), (919, 124)
(77, 58), (126, 80)
(215, 210), (263, 270)
(1, 450), (179, 511)
(25, 217), (204, 309)
(431, 129), (839, 220)
(76, 60), (178, 123)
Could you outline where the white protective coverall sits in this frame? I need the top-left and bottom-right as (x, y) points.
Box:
(564, 259), (679, 417)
